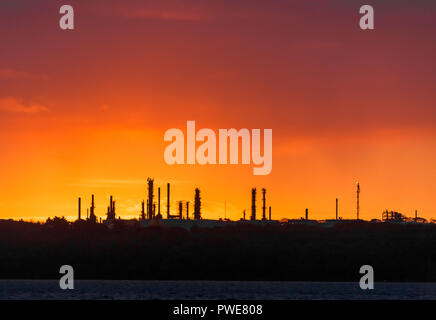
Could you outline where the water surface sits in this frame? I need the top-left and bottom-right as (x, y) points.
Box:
(1, 280), (435, 300)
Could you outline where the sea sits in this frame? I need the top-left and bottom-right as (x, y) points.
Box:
(1, 280), (436, 300)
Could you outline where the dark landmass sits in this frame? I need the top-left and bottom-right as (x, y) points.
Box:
(1, 218), (436, 282)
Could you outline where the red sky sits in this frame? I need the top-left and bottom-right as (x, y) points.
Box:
(0, 0), (435, 221)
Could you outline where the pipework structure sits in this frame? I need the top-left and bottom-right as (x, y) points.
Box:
(141, 200), (145, 220)
(147, 178), (154, 220)
(107, 195), (116, 220)
(88, 194), (97, 223)
(194, 188), (201, 220)
(251, 188), (256, 221)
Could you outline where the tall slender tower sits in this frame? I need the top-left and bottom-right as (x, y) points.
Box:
(107, 195), (116, 220)
(146, 199), (149, 220)
(141, 200), (145, 220)
(186, 201), (190, 220)
(194, 188), (201, 220)
(167, 183), (170, 219)
(178, 201), (183, 219)
(78, 197), (81, 220)
(158, 187), (161, 216)
(356, 182), (360, 220)
(89, 194), (96, 223)
(147, 178), (154, 220)
(262, 188), (266, 220)
(251, 188), (256, 221)
(336, 198), (338, 220)
(269, 206), (271, 221)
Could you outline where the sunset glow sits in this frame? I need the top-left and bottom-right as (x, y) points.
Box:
(1, 0), (435, 222)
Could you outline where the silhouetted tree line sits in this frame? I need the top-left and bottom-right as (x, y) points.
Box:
(1, 218), (436, 281)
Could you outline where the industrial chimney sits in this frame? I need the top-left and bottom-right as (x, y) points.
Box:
(89, 194), (96, 223)
(251, 188), (257, 221)
(141, 200), (145, 220)
(194, 188), (201, 220)
(78, 197), (81, 220)
(269, 206), (271, 221)
(107, 195), (116, 220)
(158, 187), (161, 216)
(147, 178), (154, 220)
(262, 188), (266, 221)
(305, 208), (308, 220)
(167, 183), (170, 219)
(336, 198), (338, 220)
(110, 195), (113, 213)
(178, 201), (183, 219)
(91, 195), (95, 214)
(146, 199), (149, 220)
(356, 182), (360, 220)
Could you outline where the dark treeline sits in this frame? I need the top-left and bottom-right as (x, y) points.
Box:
(1, 218), (436, 281)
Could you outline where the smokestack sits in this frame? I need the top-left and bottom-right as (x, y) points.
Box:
(110, 195), (113, 213)
(186, 201), (189, 220)
(243, 210), (246, 220)
(147, 178), (154, 220)
(269, 206), (271, 221)
(141, 200), (145, 220)
(356, 182), (360, 220)
(262, 188), (266, 220)
(78, 197), (81, 220)
(336, 198), (338, 220)
(194, 188), (201, 220)
(158, 187), (161, 215)
(91, 194), (95, 216)
(178, 201), (183, 219)
(89, 194), (96, 223)
(251, 188), (256, 221)
(167, 183), (170, 219)
(305, 208), (308, 220)
(415, 209), (418, 220)
(79, 197), (82, 220)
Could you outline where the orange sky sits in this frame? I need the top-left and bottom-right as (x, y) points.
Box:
(0, 0), (435, 221)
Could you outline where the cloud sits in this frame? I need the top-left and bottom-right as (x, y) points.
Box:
(0, 68), (47, 80)
(0, 97), (49, 115)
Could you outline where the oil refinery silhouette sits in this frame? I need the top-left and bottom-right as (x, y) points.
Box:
(75, 179), (429, 229)
(1, 179), (436, 282)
